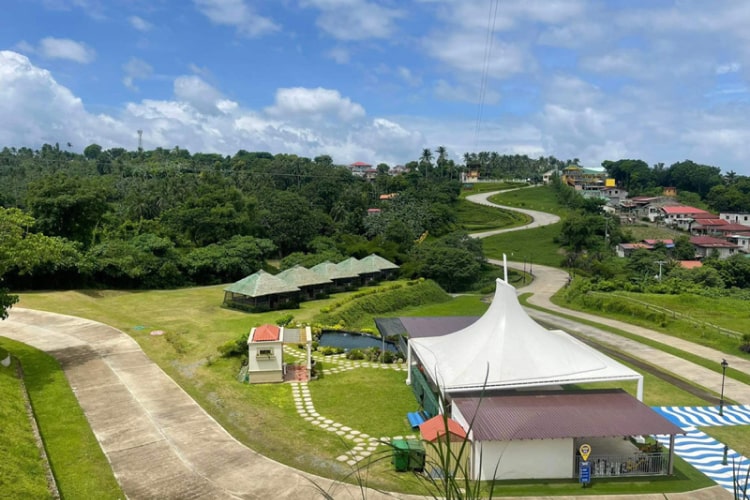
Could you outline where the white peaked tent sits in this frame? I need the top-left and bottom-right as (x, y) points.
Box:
(407, 278), (644, 400)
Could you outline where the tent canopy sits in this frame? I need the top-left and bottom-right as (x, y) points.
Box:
(409, 279), (641, 394)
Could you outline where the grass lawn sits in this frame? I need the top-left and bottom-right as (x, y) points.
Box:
(458, 181), (526, 198)
(622, 223), (684, 241)
(487, 185), (570, 217)
(700, 425), (750, 457)
(552, 291), (750, 381)
(454, 198), (530, 233)
(0, 338), (123, 499)
(0, 348), (50, 499)
(482, 222), (565, 267)
(13, 284), (718, 496)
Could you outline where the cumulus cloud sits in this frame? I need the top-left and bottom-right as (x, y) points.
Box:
(0, 50), (425, 165)
(301, 0), (403, 40)
(193, 0), (279, 37)
(716, 62), (741, 75)
(266, 87), (365, 122)
(122, 57), (153, 91)
(424, 32), (526, 79)
(128, 15), (152, 31)
(38, 37), (96, 63)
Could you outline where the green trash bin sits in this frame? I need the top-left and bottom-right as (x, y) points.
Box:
(391, 439), (410, 472)
(391, 439), (425, 472)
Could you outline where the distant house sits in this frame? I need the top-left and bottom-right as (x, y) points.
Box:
(691, 218), (729, 235)
(678, 260), (703, 269)
(689, 236), (739, 260)
(616, 239), (673, 258)
(542, 169), (557, 184)
(601, 187), (628, 205)
(727, 233), (750, 253)
(720, 212), (750, 227)
(659, 205), (718, 229)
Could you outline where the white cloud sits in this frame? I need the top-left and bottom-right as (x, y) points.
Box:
(129, 15), (152, 32)
(716, 62), (741, 75)
(424, 32), (526, 78)
(193, 0), (279, 37)
(38, 37), (96, 63)
(266, 87), (365, 122)
(173, 75), (227, 114)
(327, 47), (350, 64)
(122, 57), (153, 91)
(397, 67), (421, 87)
(301, 0), (403, 40)
(434, 80), (500, 104)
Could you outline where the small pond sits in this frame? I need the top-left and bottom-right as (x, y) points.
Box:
(318, 331), (399, 353)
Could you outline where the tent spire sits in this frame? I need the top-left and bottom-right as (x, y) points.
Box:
(503, 253), (508, 283)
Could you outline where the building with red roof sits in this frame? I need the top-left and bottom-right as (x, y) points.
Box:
(246, 325), (312, 384)
(689, 236), (740, 259)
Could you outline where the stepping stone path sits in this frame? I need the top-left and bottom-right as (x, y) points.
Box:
(287, 348), (416, 466)
(284, 346), (407, 375)
(653, 405), (750, 495)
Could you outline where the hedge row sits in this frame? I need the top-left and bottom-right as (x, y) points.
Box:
(313, 279), (450, 327)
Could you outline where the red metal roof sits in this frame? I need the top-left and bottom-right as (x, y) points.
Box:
(453, 390), (684, 441)
(419, 415), (467, 442)
(350, 161), (371, 167)
(661, 206), (715, 216)
(679, 260), (703, 269)
(689, 236), (739, 248)
(252, 324), (280, 342)
(693, 218), (728, 226)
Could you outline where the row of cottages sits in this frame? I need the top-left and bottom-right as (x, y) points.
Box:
(381, 279), (683, 481)
(617, 237), (741, 260)
(223, 254), (399, 311)
(245, 324), (312, 383)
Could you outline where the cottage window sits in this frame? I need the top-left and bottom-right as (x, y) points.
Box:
(257, 348), (275, 358)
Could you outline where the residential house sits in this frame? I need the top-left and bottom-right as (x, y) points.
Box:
(659, 206), (717, 229)
(246, 324), (284, 383)
(689, 236), (739, 259)
(720, 212), (750, 227)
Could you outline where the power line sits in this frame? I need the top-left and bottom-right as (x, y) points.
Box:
(473, 0), (500, 152)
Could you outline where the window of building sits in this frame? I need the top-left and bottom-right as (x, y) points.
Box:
(257, 348), (274, 358)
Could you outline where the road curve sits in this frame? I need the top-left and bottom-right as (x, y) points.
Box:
(465, 188), (560, 239)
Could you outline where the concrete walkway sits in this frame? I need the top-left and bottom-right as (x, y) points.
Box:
(0, 308), (408, 500)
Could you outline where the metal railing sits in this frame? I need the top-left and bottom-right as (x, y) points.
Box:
(575, 453), (669, 477)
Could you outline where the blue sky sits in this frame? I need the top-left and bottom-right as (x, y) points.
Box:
(2, 0), (750, 174)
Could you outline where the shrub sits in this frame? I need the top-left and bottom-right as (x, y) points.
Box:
(381, 351), (395, 364)
(346, 348), (365, 360)
(218, 331), (249, 358)
(275, 314), (294, 326)
(740, 333), (750, 354)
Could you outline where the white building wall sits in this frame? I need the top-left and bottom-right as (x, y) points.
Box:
(473, 438), (574, 480)
(720, 213), (750, 227)
(247, 341), (283, 375)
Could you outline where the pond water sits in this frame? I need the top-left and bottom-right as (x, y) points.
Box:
(318, 331), (399, 353)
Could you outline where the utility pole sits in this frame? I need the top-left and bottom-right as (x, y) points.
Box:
(655, 260), (666, 281)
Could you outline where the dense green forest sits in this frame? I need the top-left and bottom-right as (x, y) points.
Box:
(3, 143), (750, 321)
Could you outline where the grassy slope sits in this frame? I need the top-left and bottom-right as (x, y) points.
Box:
(0, 349), (51, 499)
(480, 185), (568, 266)
(0, 339), (123, 499)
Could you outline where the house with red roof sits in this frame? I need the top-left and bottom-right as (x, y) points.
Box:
(419, 415), (469, 478)
(720, 212), (750, 228)
(246, 324), (313, 384)
(689, 236), (740, 260)
(247, 324), (284, 383)
(659, 205), (718, 230)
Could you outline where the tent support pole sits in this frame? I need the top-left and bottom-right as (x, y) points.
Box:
(406, 343), (412, 385)
(668, 434), (675, 475)
(636, 376), (643, 401)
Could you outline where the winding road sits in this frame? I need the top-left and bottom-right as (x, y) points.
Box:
(0, 187), (739, 499)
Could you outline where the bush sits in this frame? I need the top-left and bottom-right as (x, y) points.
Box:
(318, 346), (344, 356)
(218, 331), (249, 358)
(381, 351), (395, 364)
(275, 314), (294, 327)
(346, 348), (366, 360)
(740, 333), (750, 354)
